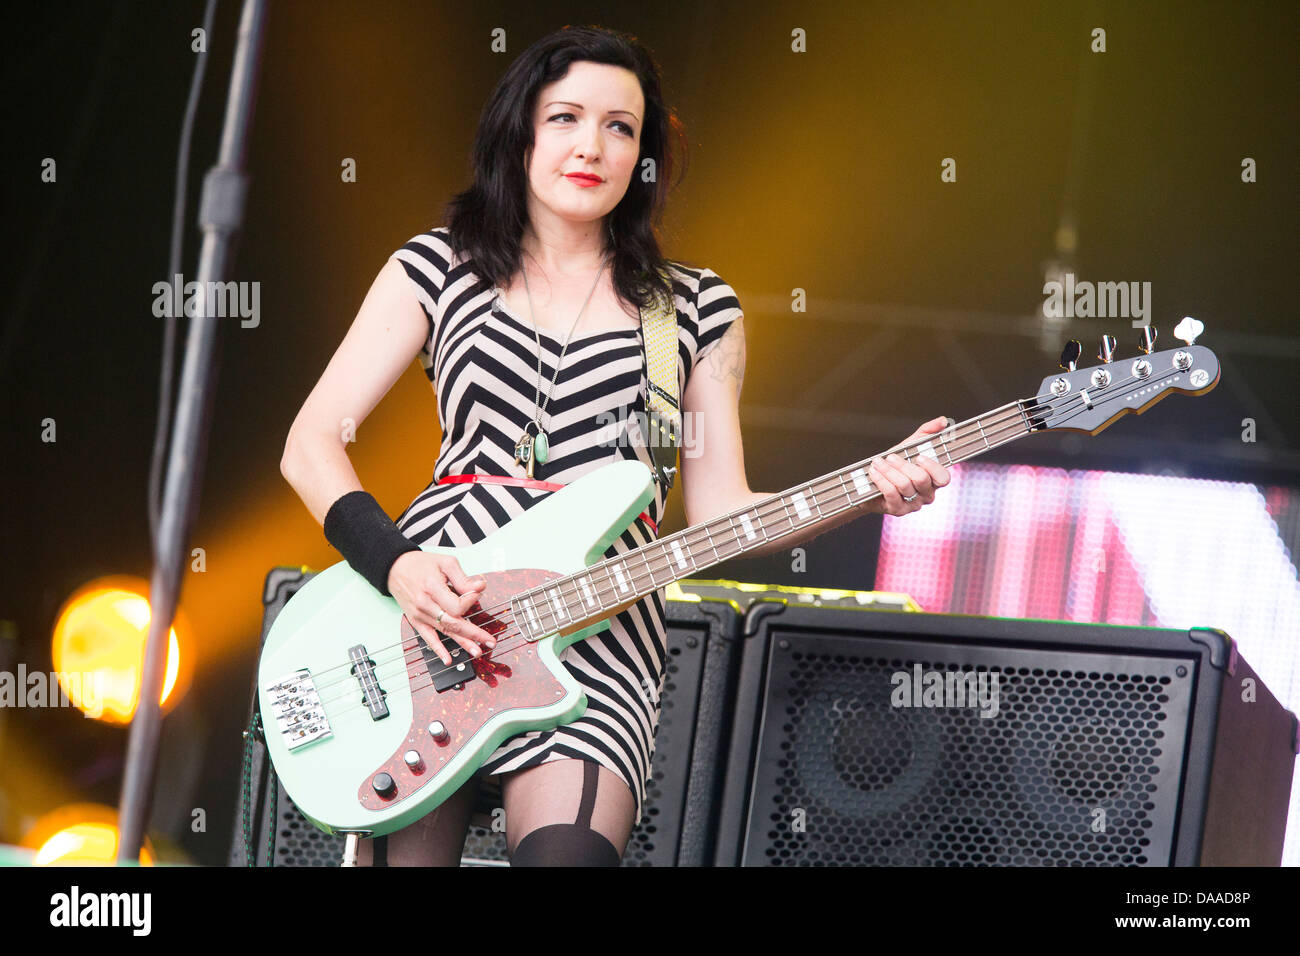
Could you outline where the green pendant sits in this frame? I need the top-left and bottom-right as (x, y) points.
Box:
(534, 430), (549, 464)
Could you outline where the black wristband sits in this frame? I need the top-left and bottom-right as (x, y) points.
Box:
(322, 490), (420, 596)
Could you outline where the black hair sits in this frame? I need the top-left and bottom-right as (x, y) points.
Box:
(443, 24), (689, 311)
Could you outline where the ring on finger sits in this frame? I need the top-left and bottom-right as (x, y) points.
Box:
(435, 608), (445, 624)
(903, 493), (918, 502)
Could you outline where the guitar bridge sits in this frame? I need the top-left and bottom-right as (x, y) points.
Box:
(265, 669), (333, 751)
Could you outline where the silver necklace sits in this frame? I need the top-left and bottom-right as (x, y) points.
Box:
(511, 251), (611, 478)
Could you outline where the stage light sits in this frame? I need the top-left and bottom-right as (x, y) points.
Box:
(22, 804), (155, 865)
(50, 576), (193, 724)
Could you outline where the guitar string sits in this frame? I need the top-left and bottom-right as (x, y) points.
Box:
(294, 364), (1171, 715)
(298, 364), (1178, 723)
(305, 394), (1129, 728)
(310, 399), (1073, 723)
(371, 399), (1069, 704)
(293, 399), (1042, 707)
(294, 373), (1144, 719)
(296, 397), (1047, 698)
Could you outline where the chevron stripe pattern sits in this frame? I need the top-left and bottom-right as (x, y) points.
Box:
(386, 227), (743, 826)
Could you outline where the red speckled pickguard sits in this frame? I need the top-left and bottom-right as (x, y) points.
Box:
(357, 567), (571, 811)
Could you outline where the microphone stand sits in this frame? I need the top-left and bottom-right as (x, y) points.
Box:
(116, 0), (268, 862)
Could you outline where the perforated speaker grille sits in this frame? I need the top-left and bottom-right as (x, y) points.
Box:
(272, 780), (343, 866)
(742, 632), (1193, 866)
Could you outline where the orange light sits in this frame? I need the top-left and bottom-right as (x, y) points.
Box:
(50, 576), (193, 723)
(22, 804), (155, 865)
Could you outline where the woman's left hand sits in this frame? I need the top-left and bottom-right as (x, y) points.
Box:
(867, 416), (953, 516)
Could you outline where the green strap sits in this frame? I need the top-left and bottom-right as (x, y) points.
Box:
(639, 271), (681, 488)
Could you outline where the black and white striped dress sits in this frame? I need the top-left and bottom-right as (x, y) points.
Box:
(388, 226), (743, 827)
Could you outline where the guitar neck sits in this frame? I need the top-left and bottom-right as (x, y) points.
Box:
(512, 398), (1040, 639)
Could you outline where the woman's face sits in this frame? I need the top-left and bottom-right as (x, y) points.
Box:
(524, 60), (645, 234)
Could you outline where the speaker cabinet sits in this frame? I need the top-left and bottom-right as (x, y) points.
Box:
(713, 602), (1297, 866)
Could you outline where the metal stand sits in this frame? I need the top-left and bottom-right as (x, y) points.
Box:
(116, 0), (268, 862)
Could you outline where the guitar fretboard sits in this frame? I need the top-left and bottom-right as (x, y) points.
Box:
(510, 400), (1036, 640)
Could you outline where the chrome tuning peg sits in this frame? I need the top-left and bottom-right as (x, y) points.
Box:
(1174, 316), (1204, 345)
(1138, 326), (1157, 354)
(1059, 339), (1082, 372)
(1098, 334), (1116, 364)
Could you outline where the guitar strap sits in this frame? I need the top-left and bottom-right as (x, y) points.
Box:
(638, 269), (681, 489)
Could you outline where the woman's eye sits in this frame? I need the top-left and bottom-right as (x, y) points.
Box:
(548, 113), (634, 136)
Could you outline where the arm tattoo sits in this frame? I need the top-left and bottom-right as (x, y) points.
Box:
(703, 318), (746, 389)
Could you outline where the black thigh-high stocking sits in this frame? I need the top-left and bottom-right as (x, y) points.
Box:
(355, 772), (480, 867)
(501, 759), (635, 867)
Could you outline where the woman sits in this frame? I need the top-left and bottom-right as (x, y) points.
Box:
(280, 25), (950, 867)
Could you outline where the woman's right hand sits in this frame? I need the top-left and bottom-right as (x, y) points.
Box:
(386, 551), (495, 664)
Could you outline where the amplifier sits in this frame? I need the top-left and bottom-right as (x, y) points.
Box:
(713, 601), (1297, 866)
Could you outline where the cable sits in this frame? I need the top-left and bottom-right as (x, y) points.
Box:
(149, 0), (220, 555)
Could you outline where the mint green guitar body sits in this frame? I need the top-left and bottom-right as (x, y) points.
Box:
(257, 460), (655, 836)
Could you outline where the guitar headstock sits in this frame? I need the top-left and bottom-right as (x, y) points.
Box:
(1027, 319), (1220, 435)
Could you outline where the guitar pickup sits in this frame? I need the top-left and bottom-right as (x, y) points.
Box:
(416, 633), (479, 693)
(264, 669), (332, 751)
(349, 645), (389, 720)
